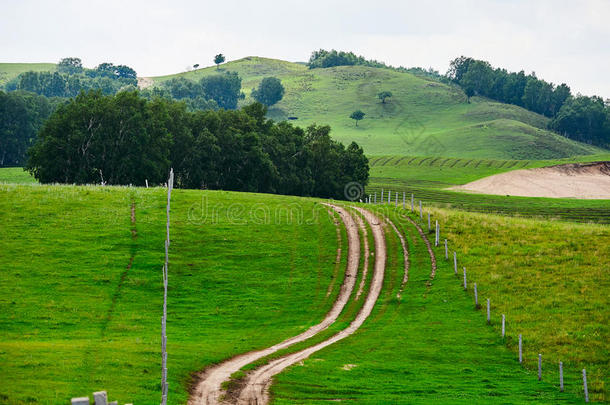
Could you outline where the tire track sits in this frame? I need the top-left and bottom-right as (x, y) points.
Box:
(400, 213), (436, 281)
(236, 207), (386, 405)
(384, 216), (409, 299)
(353, 211), (370, 300)
(188, 203), (360, 405)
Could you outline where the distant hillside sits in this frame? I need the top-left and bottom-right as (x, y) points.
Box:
(0, 62), (56, 85)
(146, 57), (605, 159)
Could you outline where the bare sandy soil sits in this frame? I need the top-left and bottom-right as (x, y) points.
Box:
(188, 203), (360, 405)
(450, 162), (610, 199)
(137, 77), (154, 89)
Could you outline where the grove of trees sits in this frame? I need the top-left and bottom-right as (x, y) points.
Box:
(448, 56), (610, 148)
(0, 91), (56, 167)
(161, 71), (243, 110)
(27, 90), (369, 198)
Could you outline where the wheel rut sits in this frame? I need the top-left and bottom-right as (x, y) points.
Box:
(188, 203), (360, 405)
(235, 206), (387, 405)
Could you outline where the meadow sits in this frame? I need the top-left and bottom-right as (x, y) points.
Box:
(148, 57), (604, 160)
(0, 184), (340, 404)
(0, 63), (56, 86)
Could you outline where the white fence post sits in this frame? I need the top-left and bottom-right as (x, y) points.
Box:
(402, 191), (406, 209)
(374, 192), (377, 204)
(501, 314), (505, 338)
(444, 239), (448, 260)
(559, 361), (564, 392)
(583, 369), (589, 402)
(428, 212), (431, 233)
(453, 252), (457, 275)
(474, 283), (478, 308)
(486, 298), (490, 324)
(420, 201), (423, 219)
(381, 189), (384, 203)
(411, 193), (414, 212)
(519, 334), (523, 363)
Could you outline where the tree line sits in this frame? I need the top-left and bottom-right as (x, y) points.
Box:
(448, 56), (610, 148)
(5, 57), (138, 98)
(0, 91), (57, 167)
(27, 90), (369, 198)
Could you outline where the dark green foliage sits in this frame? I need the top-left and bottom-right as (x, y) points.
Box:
(448, 56), (610, 147)
(57, 57), (83, 75)
(94, 63), (137, 79)
(200, 72), (243, 110)
(550, 95), (610, 148)
(214, 53), (225, 69)
(26, 91), (369, 198)
(163, 77), (203, 99)
(377, 91), (392, 104)
(308, 49), (389, 69)
(251, 77), (285, 106)
(350, 110), (365, 126)
(0, 90), (55, 167)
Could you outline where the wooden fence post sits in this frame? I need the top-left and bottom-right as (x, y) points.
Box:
(444, 239), (448, 260)
(538, 354), (542, 381)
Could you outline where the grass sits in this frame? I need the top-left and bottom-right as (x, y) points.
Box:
(146, 57), (605, 160)
(367, 153), (610, 224)
(270, 206), (591, 403)
(0, 167), (36, 184)
(0, 184), (340, 404)
(0, 63), (56, 86)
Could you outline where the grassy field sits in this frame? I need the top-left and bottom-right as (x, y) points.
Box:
(0, 62), (56, 86)
(146, 57), (604, 160)
(367, 153), (610, 224)
(269, 205), (599, 403)
(0, 167), (36, 184)
(0, 184), (341, 404)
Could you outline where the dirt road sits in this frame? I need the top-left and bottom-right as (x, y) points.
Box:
(188, 203), (360, 405)
(236, 206), (387, 405)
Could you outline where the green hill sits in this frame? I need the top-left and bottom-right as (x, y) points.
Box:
(147, 57), (604, 159)
(0, 62), (56, 85)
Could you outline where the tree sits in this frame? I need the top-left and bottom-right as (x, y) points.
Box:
(57, 57), (83, 74)
(377, 91), (393, 104)
(200, 72), (242, 109)
(251, 77), (284, 106)
(214, 54), (225, 69)
(193, 64), (200, 69)
(350, 110), (365, 126)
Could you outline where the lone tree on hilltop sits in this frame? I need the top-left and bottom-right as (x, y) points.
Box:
(214, 54), (225, 70)
(350, 110), (365, 127)
(252, 77), (285, 106)
(378, 91), (393, 104)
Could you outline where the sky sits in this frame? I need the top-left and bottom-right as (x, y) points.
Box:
(1, 0), (609, 98)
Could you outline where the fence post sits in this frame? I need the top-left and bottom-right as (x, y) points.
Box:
(428, 212), (431, 232)
(145, 179), (149, 188)
(403, 191), (405, 209)
(435, 220), (439, 246)
(583, 369), (589, 402)
(444, 239), (448, 259)
(453, 252), (457, 275)
(538, 354), (542, 381)
(411, 193), (414, 212)
(395, 191), (398, 207)
(519, 334), (523, 363)
(388, 191), (391, 204)
(381, 189), (384, 203)
(487, 298), (490, 324)
(374, 192), (377, 204)
(463, 267), (467, 290)
(501, 314), (505, 338)
(559, 361), (564, 392)
(420, 201), (423, 220)
(474, 283), (478, 308)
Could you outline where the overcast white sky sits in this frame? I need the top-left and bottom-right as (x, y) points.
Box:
(2, 0), (609, 97)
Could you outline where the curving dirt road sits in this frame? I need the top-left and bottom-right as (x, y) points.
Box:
(188, 203), (360, 405)
(236, 206), (387, 405)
